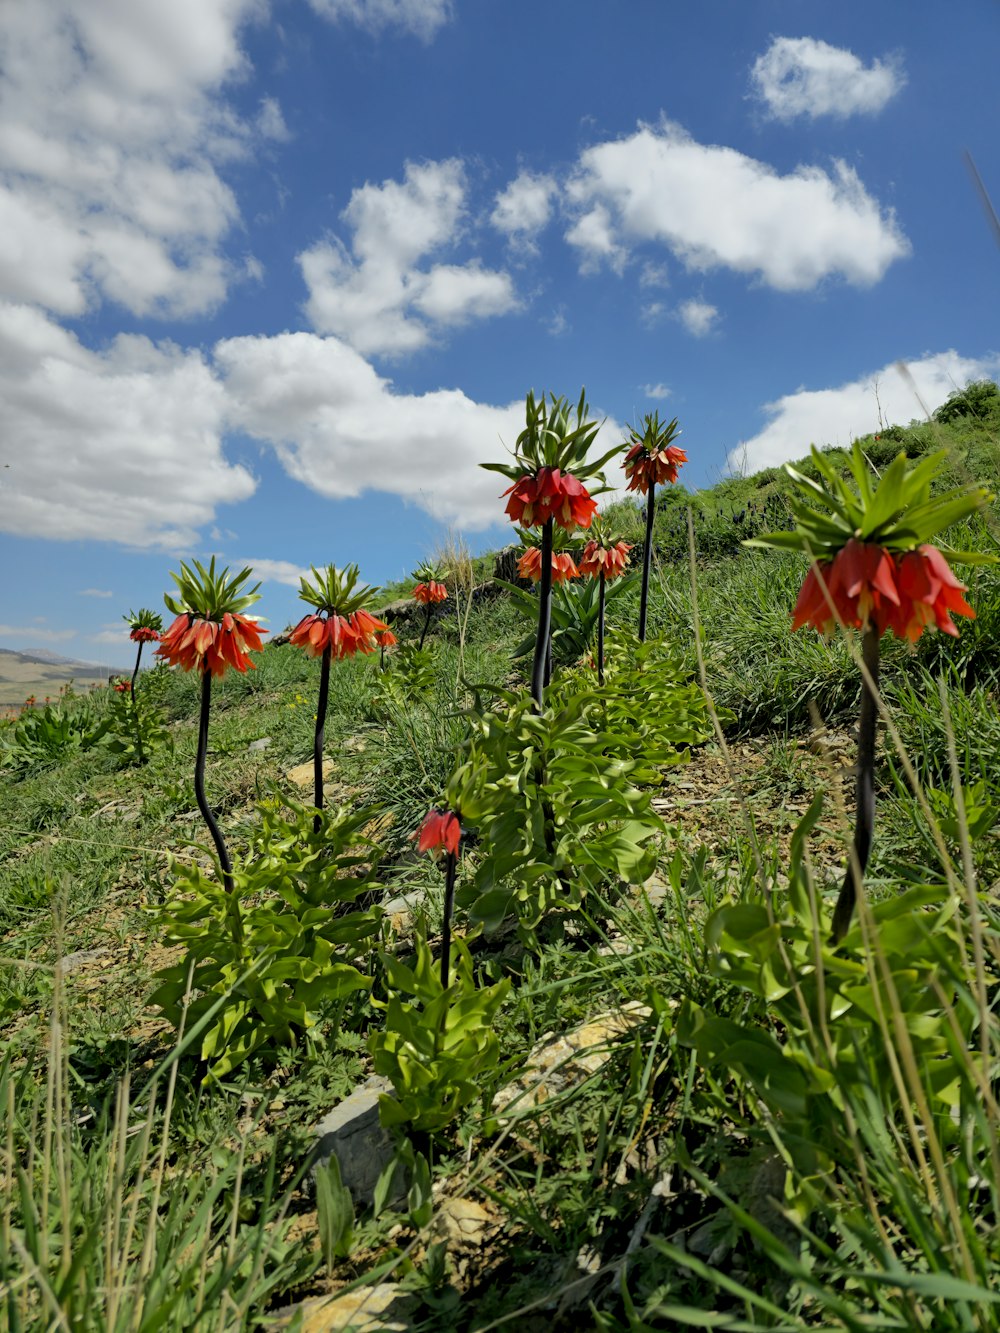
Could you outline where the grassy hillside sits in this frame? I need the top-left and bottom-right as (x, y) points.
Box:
(2, 396), (999, 1329)
(0, 648), (126, 709)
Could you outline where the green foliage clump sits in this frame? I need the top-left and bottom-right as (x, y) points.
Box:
(149, 796), (383, 1080)
(1, 693), (110, 776)
(369, 932), (509, 1133)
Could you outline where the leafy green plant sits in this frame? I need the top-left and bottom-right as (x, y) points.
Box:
(0, 696), (110, 776)
(449, 675), (666, 940)
(369, 932), (510, 1133)
(149, 796), (382, 1080)
(503, 570), (638, 668)
(104, 681), (172, 766)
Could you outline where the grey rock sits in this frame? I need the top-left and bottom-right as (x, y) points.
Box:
(248, 736), (273, 752)
(58, 948), (108, 974)
(312, 1076), (406, 1209)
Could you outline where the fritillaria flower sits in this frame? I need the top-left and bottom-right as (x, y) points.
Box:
(517, 547), (580, 584)
(112, 678), (132, 694)
(413, 581), (448, 604)
(414, 807), (462, 985)
(292, 564), (385, 828)
(503, 467), (598, 531)
(579, 538), (631, 582)
(156, 559), (264, 898)
(754, 441), (992, 943)
(623, 414), (684, 641)
(410, 562), (451, 649)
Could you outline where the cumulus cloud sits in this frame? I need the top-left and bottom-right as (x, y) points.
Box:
(300, 159), (519, 357)
(0, 302), (255, 547)
(215, 330), (625, 530)
(642, 383), (671, 400)
(565, 119), (909, 290)
(305, 0), (453, 40)
(257, 96), (291, 142)
(237, 558), (312, 587)
(0, 0), (270, 320)
(730, 351), (1000, 475)
(676, 299), (719, 337)
(751, 36), (905, 122)
(490, 172), (557, 253)
(80, 588), (115, 598)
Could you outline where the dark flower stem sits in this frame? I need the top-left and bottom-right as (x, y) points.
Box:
(195, 668), (235, 909)
(130, 640), (146, 765)
(638, 480), (656, 642)
(313, 643), (332, 835)
(418, 604), (433, 651)
(597, 570), (606, 685)
(831, 625), (880, 944)
(531, 518), (554, 709)
(440, 850), (457, 990)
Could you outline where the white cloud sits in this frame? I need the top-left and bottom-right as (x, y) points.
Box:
(565, 119), (909, 290)
(237, 558), (311, 587)
(305, 0), (453, 40)
(80, 589), (115, 598)
(751, 36), (905, 122)
(215, 330), (625, 530)
(677, 299), (719, 337)
(0, 0), (266, 320)
(0, 625), (76, 643)
(491, 172), (556, 253)
(300, 159), (519, 356)
(257, 96), (291, 142)
(731, 350), (1000, 475)
(0, 302), (255, 548)
(642, 383), (671, 400)
(640, 261), (670, 289)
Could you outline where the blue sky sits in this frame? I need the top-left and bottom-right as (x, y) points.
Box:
(1, 0), (998, 666)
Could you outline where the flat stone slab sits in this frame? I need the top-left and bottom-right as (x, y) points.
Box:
(312, 1076), (405, 1209)
(276, 1283), (417, 1331)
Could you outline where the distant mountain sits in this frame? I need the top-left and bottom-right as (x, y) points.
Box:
(0, 646), (127, 671)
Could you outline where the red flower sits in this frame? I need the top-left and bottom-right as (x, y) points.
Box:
(623, 442), (688, 494)
(112, 678), (132, 693)
(889, 545), (976, 642)
(129, 625), (160, 643)
(517, 547), (580, 584)
(373, 626), (398, 647)
(413, 581), (448, 604)
(792, 540), (899, 634)
(156, 611), (265, 676)
(503, 467), (598, 530)
(579, 539), (632, 581)
(289, 608), (390, 660)
(414, 808), (461, 856)
(791, 539), (974, 643)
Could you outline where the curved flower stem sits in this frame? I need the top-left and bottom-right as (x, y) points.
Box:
(831, 625), (880, 944)
(597, 570), (606, 685)
(440, 850), (457, 990)
(313, 643), (332, 835)
(194, 669), (236, 909)
(418, 604), (433, 651)
(531, 518), (554, 709)
(638, 481), (656, 642)
(129, 640), (146, 765)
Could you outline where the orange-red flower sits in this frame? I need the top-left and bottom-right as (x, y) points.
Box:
(889, 545), (976, 641)
(156, 611), (266, 676)
(503, 467), (598, 530)
(414, 808), (461, 856)
(129, 625), (160, 643)
(579, 539), (632, 581)
(517, 547), (580, 583)
(112, 678), (132, 693)
(289, 608), (390, 660)
(374, 626), (398, 647)
(792, 539), (975, 642)
(413, 581), (448, 604)
(623, 441), (688, 494)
